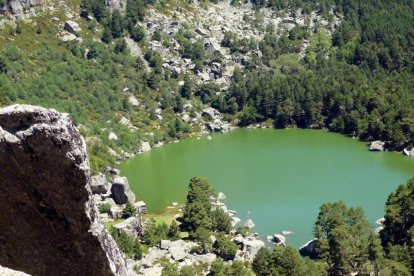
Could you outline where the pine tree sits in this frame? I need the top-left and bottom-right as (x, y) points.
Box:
(180, 75), (193, 99)
(102, 25), (113, 44)
(168, 220), (180, 241)
(110, 10), (123, 38)
(122, 201), (136, 219)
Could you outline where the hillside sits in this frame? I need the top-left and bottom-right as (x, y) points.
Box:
(1, 0), (414, 275)
(1, 0), (413, 173)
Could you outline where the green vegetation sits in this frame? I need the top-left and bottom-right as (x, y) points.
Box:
(213, 233), (238, 261)
(110, 227), (143, 260)
(253, 246), (326, 276)
(210, 0), (414, 150)
(98, 202), (112, 214)
(122, 201), (137, 218)
(251, 178), (414, 275)
(183, 177), (232, 242)
(0, 10), (200, 173)
(210, 259), (251, 276)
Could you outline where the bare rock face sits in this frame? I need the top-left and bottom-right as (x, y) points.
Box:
(0, 105), (129, 276)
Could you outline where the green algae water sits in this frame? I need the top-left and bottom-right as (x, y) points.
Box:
(120, 129), (414, 247)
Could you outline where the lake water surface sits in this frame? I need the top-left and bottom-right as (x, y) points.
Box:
(120, 129), (414, 247)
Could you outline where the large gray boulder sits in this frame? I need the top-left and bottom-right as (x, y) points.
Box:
(140, 248), (168, 268)
(64, 20), (81, 35)
(111, 176), (135, 204)
(169, 240), (188, 261)
(299, 239), (318, 259)
(91, 173), (110, 194)
(369, 141), (385, 151)
(243, 239), (265, 259)
(0, 105), (129, 276)
(188, 253), (216, 265)
(113, 217), (139, 239)
(202, 107), (221, 120)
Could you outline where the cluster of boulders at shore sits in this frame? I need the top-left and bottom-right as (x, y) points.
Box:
(91, 168), (146, 223)
(88, 166), (266, 275)
(104, 105), (233, 163)
(130, 191), (265, 275)
(369, 140), (414, 157)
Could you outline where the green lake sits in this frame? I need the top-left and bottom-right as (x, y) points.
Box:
(120, 129), (414, 248)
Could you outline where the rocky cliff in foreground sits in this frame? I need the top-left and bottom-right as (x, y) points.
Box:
(0, 105), (129, 276)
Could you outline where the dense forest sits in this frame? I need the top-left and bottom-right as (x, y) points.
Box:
(210, 0), (414, 150)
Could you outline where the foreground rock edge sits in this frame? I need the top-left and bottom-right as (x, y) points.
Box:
(0, 104), (130, 276)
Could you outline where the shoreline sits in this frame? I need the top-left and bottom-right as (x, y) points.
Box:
(119, 124), (412, 166)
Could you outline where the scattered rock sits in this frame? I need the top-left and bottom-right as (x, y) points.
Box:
(109, 131), (118, 140)
(128, 95), (139, 107)
(138, 264), (163, 276)
(119, 116), (131, 126)
(403, 148), (414, 157)
(60, 31), (77, 42)
(273, 234), (286, 246)
(139, 141), (152, 153)
(106, 167), (120, 175)
(134, 201), (147, 213)
(64, 20), (81, 35)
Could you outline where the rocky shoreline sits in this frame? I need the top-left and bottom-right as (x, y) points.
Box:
(91, 171), (268, 275)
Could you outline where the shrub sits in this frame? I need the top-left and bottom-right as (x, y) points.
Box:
(99, 202), (112, 214)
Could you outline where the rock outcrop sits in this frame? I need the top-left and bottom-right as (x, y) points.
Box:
(91, 173), (111, 194)
(111, 176), (135, 204)
(0, 105), (129, 276)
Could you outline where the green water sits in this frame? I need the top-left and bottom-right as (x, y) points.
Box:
(120, 129), (414, 247)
